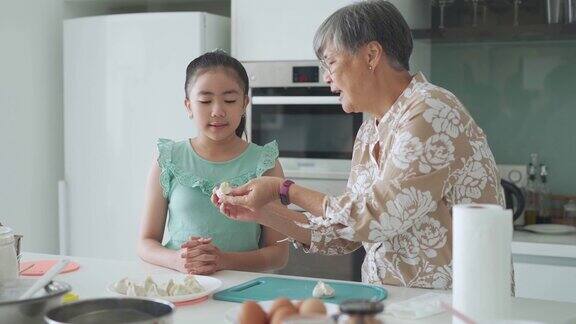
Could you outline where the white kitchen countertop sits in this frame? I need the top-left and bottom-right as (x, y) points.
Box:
(23, 253), (576, 323)
(512, 231), (576, 259)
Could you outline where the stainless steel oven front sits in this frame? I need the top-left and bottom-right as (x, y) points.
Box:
(244, 61), (363, 183)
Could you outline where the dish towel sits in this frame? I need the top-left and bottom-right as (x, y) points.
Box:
(384, 293), (451, 319)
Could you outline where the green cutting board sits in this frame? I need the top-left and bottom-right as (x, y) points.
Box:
(213, 276), (387, 304)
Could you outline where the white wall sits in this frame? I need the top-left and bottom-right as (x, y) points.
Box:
(0, 0), (65, 253)
(0, 0), (231, 255)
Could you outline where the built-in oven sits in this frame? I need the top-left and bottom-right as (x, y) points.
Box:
(245, 61), (363, 184)
(244, 61), (365, 282)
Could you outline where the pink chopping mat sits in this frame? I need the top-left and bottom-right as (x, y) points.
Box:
(19, 260), (80, 276)
(174, 296), (210, 307)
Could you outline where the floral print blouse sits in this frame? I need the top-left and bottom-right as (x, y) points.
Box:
(301, 72), (505, 289)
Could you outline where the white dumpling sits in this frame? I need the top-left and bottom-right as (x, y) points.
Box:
(113, 277), (131, 295)
(312, 281), (335, 298)
(144, 275), (157, 292)
(215, 182), (232, 199)
(126, 282), (146, 297)
(170, 284), (193, 296)
(161, 279), (176, 296)
(184, 275), (204, 293)
(146, 283), (165, 297)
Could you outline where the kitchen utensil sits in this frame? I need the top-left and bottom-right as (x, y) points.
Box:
(501, 179), (525, 222)
(45, 297), (174, 324)
(523, 224), (576, 234)
(567, 0), (575, 23)
(433, 0), (455, 29)
(106, 273), (222, 303)
(441, 302), (476, 324)
(0, 226), (18, 280)
(20, 259), (70, 300)
(225, 299), (339, 323)
(19, 264), (35, 275)
(0, 279), (71, 324)
(213, 276), (387, 305)
(19, 260), (80, 276)
(547, 0), (564, 23)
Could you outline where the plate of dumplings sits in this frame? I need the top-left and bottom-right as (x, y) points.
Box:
(107, 273), (222, 303)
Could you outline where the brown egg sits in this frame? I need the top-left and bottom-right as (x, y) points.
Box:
(268, 298), (294, 317)
(299, 298), (327, 316)
(238, 301), (267, 324)
(294, 300), (303, 311)
(270, 305), (299, 324)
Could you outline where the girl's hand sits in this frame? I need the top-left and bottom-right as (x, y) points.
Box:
(176, 237), (223, 275)
(218, 176), (282, 211)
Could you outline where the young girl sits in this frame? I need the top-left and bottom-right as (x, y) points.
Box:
(137, 51), (289, 275)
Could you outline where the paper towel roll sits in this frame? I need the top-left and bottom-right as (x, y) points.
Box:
(452, 204), (513, 324)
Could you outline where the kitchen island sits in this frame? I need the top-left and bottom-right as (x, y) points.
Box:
(23, 253), (576, 323)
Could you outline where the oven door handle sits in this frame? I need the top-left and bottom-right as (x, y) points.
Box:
(251, 96), (340, 105)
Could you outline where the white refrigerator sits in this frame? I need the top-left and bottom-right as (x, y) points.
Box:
(62, 12), (230, 259)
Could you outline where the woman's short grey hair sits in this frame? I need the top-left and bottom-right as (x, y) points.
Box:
(313, 0), (413, 71)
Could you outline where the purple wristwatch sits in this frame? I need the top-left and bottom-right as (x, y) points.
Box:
(279, 179), (295, 205)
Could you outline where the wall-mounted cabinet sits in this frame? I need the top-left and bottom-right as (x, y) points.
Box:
(231, 0), (431, 62)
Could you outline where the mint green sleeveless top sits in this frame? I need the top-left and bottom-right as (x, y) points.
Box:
(157, 139), (278, 252)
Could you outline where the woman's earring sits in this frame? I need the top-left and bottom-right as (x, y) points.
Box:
(368, 65), (373, 70)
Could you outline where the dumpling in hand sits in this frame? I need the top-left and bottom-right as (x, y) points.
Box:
(112, 277), (131, 295)
(215, 182), (232, 199)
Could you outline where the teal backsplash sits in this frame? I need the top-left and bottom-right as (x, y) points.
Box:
(430, 40), (576, 195)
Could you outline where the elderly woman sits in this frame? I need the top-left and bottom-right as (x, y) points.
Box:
(215, 0), (504, 289)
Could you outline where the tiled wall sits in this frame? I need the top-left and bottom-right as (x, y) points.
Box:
(430, 40), (576, 195)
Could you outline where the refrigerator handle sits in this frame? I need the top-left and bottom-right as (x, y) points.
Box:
(58, 180), (68, 255)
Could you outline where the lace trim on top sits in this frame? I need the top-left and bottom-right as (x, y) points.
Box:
(156, 139), (278, 197)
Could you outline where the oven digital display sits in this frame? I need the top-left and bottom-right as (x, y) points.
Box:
(292, 66), (319, 83)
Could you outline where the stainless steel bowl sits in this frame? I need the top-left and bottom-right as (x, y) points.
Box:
(45, 297), (174, 324)
(0, 278), (71, 324)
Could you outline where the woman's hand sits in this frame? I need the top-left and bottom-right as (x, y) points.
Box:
(175, 237), (223, 275)
(217, 176), (283, 211)
(212, 191), (268, 224)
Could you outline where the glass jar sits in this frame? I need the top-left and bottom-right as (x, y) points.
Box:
(0, 226), (19, 280)
(337, 299), (384, 324)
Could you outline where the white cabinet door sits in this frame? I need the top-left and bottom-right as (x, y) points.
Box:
(514, 258), (576, 303)
(232, 0), (431, 62)
(232, 0), (352, 61)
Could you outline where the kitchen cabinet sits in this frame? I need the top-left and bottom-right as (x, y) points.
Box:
(512, 231), (576, 303)
(231, 0), (431, 62)
(514, 259), (576, 303)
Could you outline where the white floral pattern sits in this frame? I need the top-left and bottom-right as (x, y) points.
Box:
(423, 98), (463, 138)
(391, 132), (423, 170)
(418, 134), (455, 174)
(299, 72), (504, 289)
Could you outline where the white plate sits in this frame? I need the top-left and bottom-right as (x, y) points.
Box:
(225, 300), (339, 323)
(107, 273), (222, 303)
(523, 224), (576, 235)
